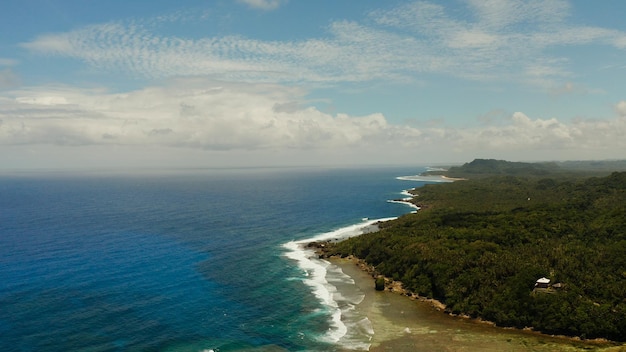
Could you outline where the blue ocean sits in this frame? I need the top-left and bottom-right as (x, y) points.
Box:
(0, 166), (436, 352)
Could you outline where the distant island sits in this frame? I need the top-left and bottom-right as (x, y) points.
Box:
(322, 159), (626, 342)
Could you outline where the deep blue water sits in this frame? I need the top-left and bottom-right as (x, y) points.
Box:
(0, 167), (431, 351)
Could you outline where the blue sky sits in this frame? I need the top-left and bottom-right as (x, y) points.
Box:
(1, 0), (625, 169)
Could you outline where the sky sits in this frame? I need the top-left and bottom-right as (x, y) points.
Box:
(1, 0), (625, 170)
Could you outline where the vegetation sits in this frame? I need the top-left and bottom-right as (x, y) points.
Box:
(427, 158), (626, 179)
(326, 159), (626, 341)
(375, 276), (385, 291)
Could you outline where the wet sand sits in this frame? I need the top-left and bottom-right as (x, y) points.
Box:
(332, 258), (625, 352)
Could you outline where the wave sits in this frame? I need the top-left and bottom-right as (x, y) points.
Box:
(425, 167), (447, 172)
(396, 175), (454, 182)
(387, 199), (419, 213)
(383, 189), (420, 214)
(282, 217), (395, 351)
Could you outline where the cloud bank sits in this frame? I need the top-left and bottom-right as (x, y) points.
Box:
(1, 79), (624, 168)
(0, 80), (418, 151)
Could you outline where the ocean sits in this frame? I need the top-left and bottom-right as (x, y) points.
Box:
(0, 166), (436, 352)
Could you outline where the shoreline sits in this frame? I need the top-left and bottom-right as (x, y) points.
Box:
(396, 174), (467, 183)
(286, 170), (623, 350)
(440, 175), (468, 181)
(306, 217), (626, 352)
(282, 217), (398, 350)
(324, 253), (622, 351)
(330, 254), (448, 311)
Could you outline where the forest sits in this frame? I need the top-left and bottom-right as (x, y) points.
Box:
(325, 159), (626, 341)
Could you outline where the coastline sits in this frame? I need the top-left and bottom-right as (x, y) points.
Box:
(326, 254), (622, 352)
(282, 217), (398, 350)
(284, 170), (624, 351)
(386, 190), (420, 213)
(395, 174), (457, 182)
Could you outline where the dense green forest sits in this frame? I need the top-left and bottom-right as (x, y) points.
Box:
(325, 160), (626, 341)
(428, 158), (626, 178)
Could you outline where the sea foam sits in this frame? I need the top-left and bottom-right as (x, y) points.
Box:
(282, 218), (395, 350)
(396, 175), (454, 182)
(386, 189), (420, 213)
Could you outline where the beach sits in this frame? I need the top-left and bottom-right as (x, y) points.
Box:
(329, 256), (623, 352)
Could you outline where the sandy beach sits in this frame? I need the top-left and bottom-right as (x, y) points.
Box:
(331, 257), (623, 352)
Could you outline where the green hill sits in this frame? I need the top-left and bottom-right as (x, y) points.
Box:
(430, 158), (626, 178)
(446, 158), (560, 177)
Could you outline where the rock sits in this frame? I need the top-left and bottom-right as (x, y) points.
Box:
(375, 276), (386, 291)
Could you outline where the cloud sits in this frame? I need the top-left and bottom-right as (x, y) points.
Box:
(237, 0), (287, 11)
(0, 80), (421, 151)
(0, 58), (19, 67)
(449, 111), (626, 158)
(0, 69), (20, 89)
(550, 81), (576, 95)
(20, 33), (74, 54)
(464, 0), (570, 30)
(616, 101), (626, 117)
(1, 80), (625, 166)
(0, 59), (20, 89)
(19, 1), (626, 88)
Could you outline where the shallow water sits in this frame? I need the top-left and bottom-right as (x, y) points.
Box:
(334, 259), (623, 352)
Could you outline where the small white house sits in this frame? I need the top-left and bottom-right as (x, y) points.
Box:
(535, 277), (550, 289)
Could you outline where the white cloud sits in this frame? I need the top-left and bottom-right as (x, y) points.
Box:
(0, 59), (20, 89)
(616, 101), (626, 117)
(19, 1), (626, 88)
(20, 33), (74, 54)
(447, 30), (499, 48)
(464, 0), (570, 30)
(450, 111), (626, 156)
(0, 69), (20, 89)
(237, 0), (287, 11)
(0, 58), (19, 67)
(0, 80), (422, 152)
(1, 80), (625, 167)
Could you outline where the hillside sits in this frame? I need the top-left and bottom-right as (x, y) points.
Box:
(428, 158), (626, 178)
(326, 161), (626, 341)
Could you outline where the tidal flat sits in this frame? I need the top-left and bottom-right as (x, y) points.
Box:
(333, 258), (625, 352)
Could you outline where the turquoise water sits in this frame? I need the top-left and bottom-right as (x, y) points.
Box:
(0, 167), (432, 351)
